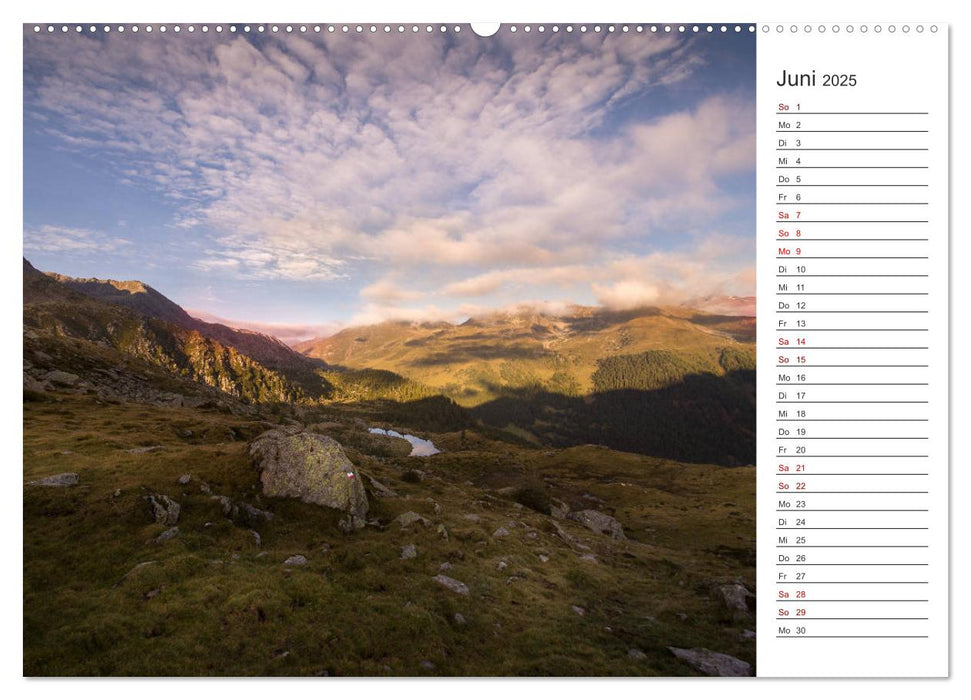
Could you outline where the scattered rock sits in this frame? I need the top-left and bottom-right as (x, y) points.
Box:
(337, 516), (360, 533)
(571, 605), (585, 617)
(432, 574), (469, 596)
(237, 502), (274, 523)
(27, 472), (78, 487)
(127, 445), (163, 454)
(249, 428), (369, 529)
(538, 554), (549, 563)
(550, 499), (570, 520)
(121, 561), (157, 579)
(394, 511), (430, 529)
(436, 523), (449, 540)
(568, 509), (626, 540)
(199, 482), (212, 495)
(45, 370), (79, 387)
(146, 494), (180, 526)
(250, 530), (262, 548)
(177, 474), (192, 485)
(283, 555), (308, 566)
(463, 514), (480, 522)
(23, 374), (49, 393)
(551, 521), (576, 544)
(145, 588), (162, 600)
(401, 544), (418, 559)
(364, 472), (398, 498)
(453, 613), (466, 626)
(741, 629), (756, 640)
(506, 575), (524, 585)
(211, 495), (273, 524)
(439, 562), (453, 571)
(714, 582), (754, 618)
(212, 495), (235, 516)
(153, 526), (179, 544)
(668, 647), (753, 677)
(420, 660), (436, 671)
(579, 554), (598, 564)
(496, 561), (508, 571)
(628, 648), (648, 661)
(492, 527), (510, 538)
(676, 612), (689, 622)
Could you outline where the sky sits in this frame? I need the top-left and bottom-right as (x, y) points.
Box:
(23, 25), (755, 340)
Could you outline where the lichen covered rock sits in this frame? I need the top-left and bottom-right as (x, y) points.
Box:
(249, 427), (368, 529)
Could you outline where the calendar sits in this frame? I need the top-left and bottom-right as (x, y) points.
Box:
(17, 14), (951, 685)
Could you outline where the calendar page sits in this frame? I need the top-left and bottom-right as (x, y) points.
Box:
(17, 12), (951, 685)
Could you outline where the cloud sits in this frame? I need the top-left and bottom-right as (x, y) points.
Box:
(24, 224), (131, 254)
(442, 265), (588, 297)
(592, 280), (663, 309)
(24, 29), (755, 321)
(187, 309), (340, 346)
(360, 278), (426, 304)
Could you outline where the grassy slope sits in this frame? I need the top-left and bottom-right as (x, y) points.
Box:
(296, 309), (755, 407)
(23, 392), (754, 676)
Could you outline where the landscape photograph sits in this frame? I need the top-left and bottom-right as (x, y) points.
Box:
(22, 24), (756, 676)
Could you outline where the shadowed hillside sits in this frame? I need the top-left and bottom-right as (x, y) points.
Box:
(46, 266), (329, 384)
(24, 259), (331, 403)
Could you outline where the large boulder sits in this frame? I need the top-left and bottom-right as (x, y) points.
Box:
(249, 427), (368, 529)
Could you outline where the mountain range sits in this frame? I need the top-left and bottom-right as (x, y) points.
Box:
(23, 257), (757, 674)
(23, 258), (755, 464)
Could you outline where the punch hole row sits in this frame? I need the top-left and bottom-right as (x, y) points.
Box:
(760, 24), (937, 34)
(31, 24), (465, 34)
(31, 23), (760, 35)
(506, 25), (754, 33)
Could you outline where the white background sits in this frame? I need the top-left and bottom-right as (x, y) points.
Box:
(2, 0), (967, 698)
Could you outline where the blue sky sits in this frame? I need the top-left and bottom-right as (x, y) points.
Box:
(23, 26), (755, 341)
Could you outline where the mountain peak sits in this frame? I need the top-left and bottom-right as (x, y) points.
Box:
(41, 270), (196, 326)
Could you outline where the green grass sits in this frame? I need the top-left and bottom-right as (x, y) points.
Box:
(24, 392), (754, 676)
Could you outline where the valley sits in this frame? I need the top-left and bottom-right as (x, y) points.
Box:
(22, 259), (756, 676)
